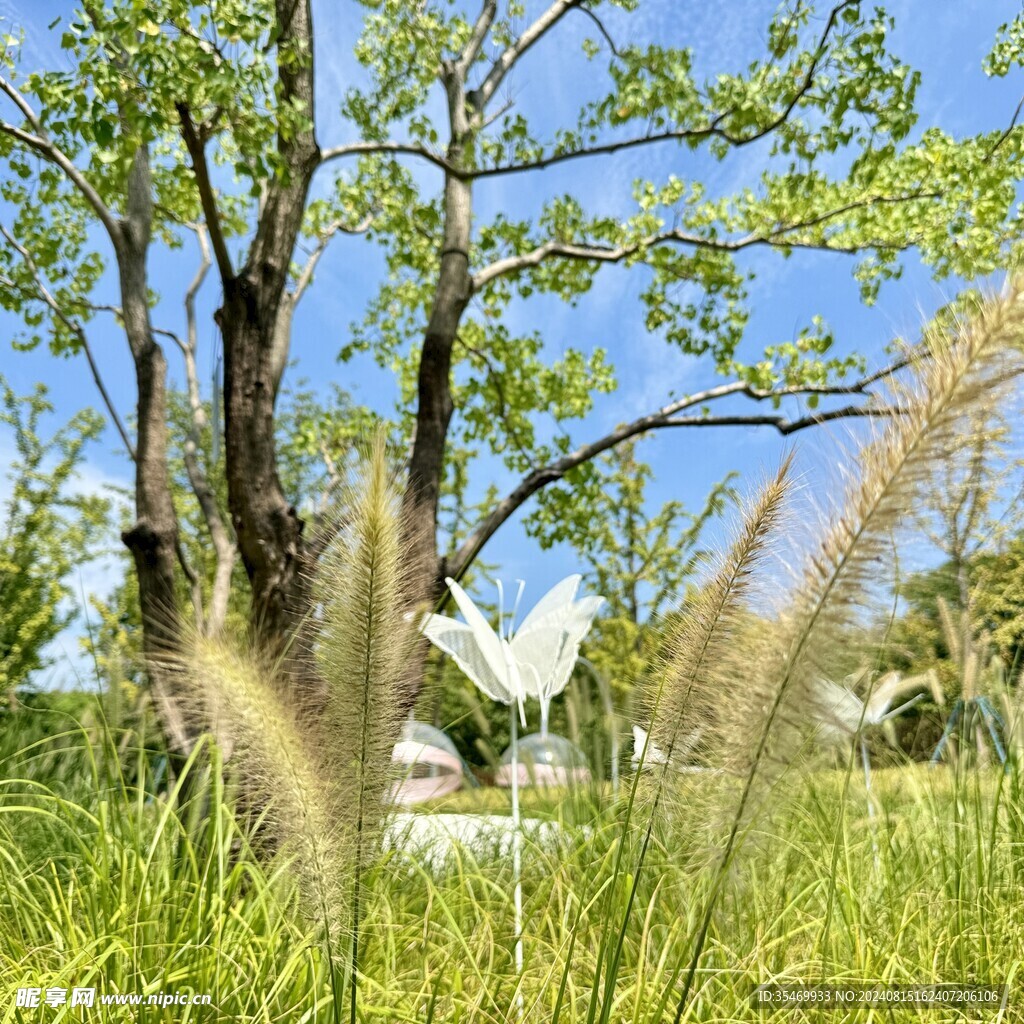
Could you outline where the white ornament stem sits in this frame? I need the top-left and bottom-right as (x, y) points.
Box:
(510, 703), (524, 1018)
(861, 737), (880, 870)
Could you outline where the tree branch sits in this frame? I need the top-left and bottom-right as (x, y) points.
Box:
(457, 0), (498, 78)
(291, 212), (373, 304)
(0, 75), (122, 243)
(318, 139), (459, 175)
(447, 355), (911, 581)
(176, 224), (235, 635)
(176, 103), (234, 282)
(985, 93), (1024, 164)
(263, 211), (374, 395)
(185, 224), (211, 398)
(467, 0), (857, 178)
(176, 537), (205, 630)
(470, 192), (935, 290)
(0, 225), (136, 460)
(466, 124), (755, 179)
(471, 0), (583, 109)
(576, 6), (624, 59)
(317, 1), (868, 187)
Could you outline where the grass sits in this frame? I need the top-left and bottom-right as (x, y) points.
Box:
(0, 708), (1021, 1023)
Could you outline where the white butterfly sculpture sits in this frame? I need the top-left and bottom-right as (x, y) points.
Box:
(421, 574), (604, 730)
(812, 672), (927, 745)
(422, 573), (603, 1011)
(811, 671), (930, 851)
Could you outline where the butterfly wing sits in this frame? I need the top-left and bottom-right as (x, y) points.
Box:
(865, 670), (924, 723)
(512, 596), (604, 699)
(510, 625), (571, 700)
(514, 575), (582, 634)
(422, 577), (515, 705)
(538, 595), (604, 698)
(559, 595), (605, 640)
(444, 576), (510, 676)
(632, 725), (668, 767)
(812, 678), (864, 738)
(421, 614), (512, 704)
(513, 593), (605, 699)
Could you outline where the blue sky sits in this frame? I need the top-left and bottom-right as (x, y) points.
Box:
(2, 0), (1023, 682)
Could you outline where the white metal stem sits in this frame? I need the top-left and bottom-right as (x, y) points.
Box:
(511, 703), (524, 1017)
(861, 737), (880, 869)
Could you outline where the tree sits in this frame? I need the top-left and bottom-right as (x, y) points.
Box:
(348, 0), (1024, 598)
(0, 376), (107, 702)
(1, 1), (1023, 721)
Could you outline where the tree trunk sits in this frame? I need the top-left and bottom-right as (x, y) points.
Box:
(219, 0), (321, 670)
(115, 148), (193, 758)
(222, 293), (312, 655)
(402, 108), (474, 602)
(393, 74), (478, 709)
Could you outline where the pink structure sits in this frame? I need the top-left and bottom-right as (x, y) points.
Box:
(389, 722), (465, 805)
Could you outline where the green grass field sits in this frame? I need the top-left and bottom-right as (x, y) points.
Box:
(1, 710), (1021, 1023)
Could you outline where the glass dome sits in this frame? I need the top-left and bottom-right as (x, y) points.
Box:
(495, 732), (591, 788)
(390, 721), (464, 805)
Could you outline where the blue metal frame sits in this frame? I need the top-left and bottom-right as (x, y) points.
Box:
(930, 696), (1008, 768)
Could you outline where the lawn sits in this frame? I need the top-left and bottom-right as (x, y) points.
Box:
(1, 714), (1020, 1023)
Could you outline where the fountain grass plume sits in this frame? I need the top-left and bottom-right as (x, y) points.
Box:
(724, 282), (1024, 790)
(185, 638), (347, 952)
(177, 429), (420, 1024)
(313, 426), (425, 1024)
(313, 426), (421, 846)
(672, 280), (1024, 1022)
(583, 460), (792, 1024)
(641, 455), (794, 772)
